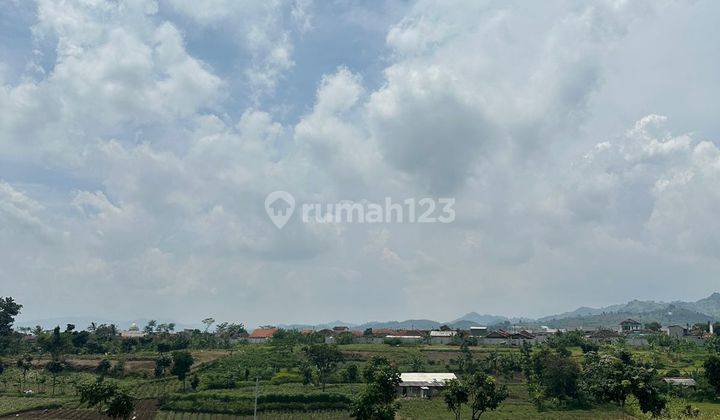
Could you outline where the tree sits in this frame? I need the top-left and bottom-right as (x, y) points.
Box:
(707, 335), (720, 354)
(343, 363), (359, 383)
(45, 360), (64, 395)
(303, 344), (343, 391)
(580, 352), (631, 406)
(16, 355), (32, 391)
(39, 326), (66, 360)
(465, 372), (508, 419)
(644, 322), (662, 332)
(96, 359), (112, 377)
(0, 297), (22, 353)
(410, 354), (425, 372)
(78, 378), (135, 419)
(171, 351), (194, 391)
(581, 349), (668, 415)
(144, 320), (157, 334)
(190, 374), (200, 391)
(531, 347), (579, 404)
(704, 355), (720, 395)
(351, 362), (401, 419)
(363, 356), (391, 383)
(201, 317), (215, 333)
(631, 366), (668, 416)
(215, 322), (247, 348)
(299, 360), (314, 385)
(0, 297), (21, 336)
(106, 392), (135, 419)
(154, 355), (172, 378)
(444, 379), (468, 420)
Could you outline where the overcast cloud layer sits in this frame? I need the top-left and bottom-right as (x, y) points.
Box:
(2, 0), (720, 327)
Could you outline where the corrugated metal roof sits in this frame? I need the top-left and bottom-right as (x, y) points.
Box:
(663, 378), (697, 386)
(399, 373), (457, 387)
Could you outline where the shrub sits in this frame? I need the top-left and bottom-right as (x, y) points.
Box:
(271, 371), (304, 385)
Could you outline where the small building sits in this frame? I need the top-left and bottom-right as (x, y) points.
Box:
(397, 373), (457, 398)
(620, 319), (642, 332)
(248, 327), (278, 344)
(666, 325), (687, 339)
(481, 330), (510, 345)
(429, 330), (456, 345)
(588, 329), (621, 344)
(120, 323), (146, 339)
(469, 326), (488, 337)
(508, 330), (535, 346)
(663, 377), (697, 387)
(385, 335), (424, 344)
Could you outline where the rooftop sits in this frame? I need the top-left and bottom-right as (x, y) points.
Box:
(399, 373), (457, 387)
(249, 327), (278, 338)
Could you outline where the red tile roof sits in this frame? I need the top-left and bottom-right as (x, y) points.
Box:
(249, 327), (278, 338)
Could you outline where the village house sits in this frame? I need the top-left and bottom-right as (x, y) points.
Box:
(248, 327), (278, 344)
(508, 330), (536, 346)
(386, 335), (424, 344)
(587, 329), (622, 344)
(429, 330), (456, 345)
(120, 322), (146, 339)
(469, 326), (488, 337)
(663, 377), (697, 387)
(481, 329), (511, 345)
(665, 325), (687, 339)
(397, 373), (457, 398)
(620, 319), (642, 332)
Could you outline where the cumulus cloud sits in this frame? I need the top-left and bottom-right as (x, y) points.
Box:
(166, 0), (304, 98)
(1, 0), (720, 325)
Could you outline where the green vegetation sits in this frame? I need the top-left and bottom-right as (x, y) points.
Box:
(2, 295), (720, 419)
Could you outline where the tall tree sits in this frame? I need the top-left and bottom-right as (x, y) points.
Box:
(201, 318), (215, 333)
(704, 355), (720, 395)
(171, 351), (194, 391)
(351, 362), (401, 419)
(303, 344), (343, 391)
(465, 372), (508, 419)
(0, 297), (21, 353)
(0, 297), (21, 336)
(16, 355), (32, 391)
(444, 379), (468, 420)
(78, 378), (135, 419)
(45, 360), (64, 395)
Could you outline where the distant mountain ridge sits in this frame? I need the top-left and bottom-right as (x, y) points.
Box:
(537, 293), (720, 325)
(283, 292), (720, 331)
(21, 293), (720, 332)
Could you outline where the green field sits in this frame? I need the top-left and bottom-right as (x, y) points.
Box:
(1, 343), (719, 419)
(0, 396), (63, 416)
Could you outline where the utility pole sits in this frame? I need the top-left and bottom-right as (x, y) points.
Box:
(254, 376), (259, 420)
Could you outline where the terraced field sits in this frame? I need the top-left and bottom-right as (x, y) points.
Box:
(1, 399), (158, 419)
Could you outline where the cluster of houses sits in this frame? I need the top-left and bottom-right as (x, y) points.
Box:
(113, 318), (716, 351)
(240, 318), (717, 348)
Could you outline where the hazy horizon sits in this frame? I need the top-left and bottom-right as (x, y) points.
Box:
(2, 1), (720, 328)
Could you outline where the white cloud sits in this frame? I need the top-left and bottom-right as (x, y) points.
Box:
(2, 0), (720, 325)
(166, 0), (304, 97)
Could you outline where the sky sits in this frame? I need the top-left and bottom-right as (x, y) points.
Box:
(1, 0), (720, 328)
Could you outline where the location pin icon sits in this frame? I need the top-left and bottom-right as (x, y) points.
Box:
(265, 191), (295, 229)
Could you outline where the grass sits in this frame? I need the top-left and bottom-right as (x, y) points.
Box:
(397, 398), (636, 419)
(0, 396), (64, 416)
(156, 410), (350, 419)
(1, 343), (719, 418)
